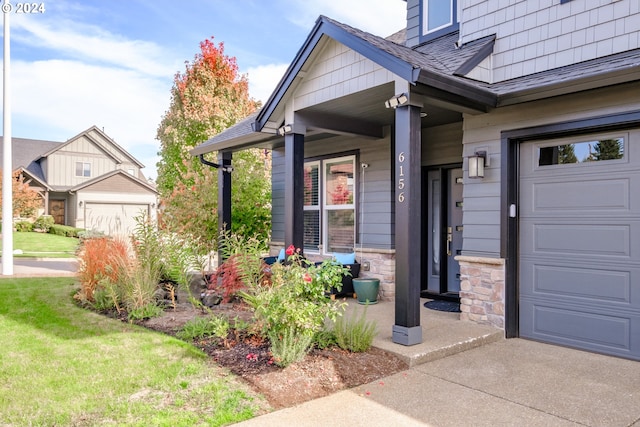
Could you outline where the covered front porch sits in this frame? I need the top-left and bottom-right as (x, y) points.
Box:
(191, 16), (498, 347)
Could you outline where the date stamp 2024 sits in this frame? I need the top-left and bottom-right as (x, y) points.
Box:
(2, 2), (46, 14)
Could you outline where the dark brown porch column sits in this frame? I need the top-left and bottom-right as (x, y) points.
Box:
(392, 103), (423, 346)
(217, 151), (232, 266)
(284, 132), (304, 252)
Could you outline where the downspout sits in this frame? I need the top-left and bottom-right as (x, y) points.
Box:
(199, 154), (234, 173)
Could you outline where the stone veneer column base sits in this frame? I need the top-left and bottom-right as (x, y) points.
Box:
(455, 256), (505, 330)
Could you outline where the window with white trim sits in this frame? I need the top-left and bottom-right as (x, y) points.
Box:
(75, 162), (91, 177)
(422, 0), (459, 39)
(303, 155), (355, 254)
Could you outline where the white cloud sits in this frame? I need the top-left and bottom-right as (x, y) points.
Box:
(11, 14), (179, 77)
(245, 63), (290, 104)
(285, 0), (406, 37)
(11, 59), (169, 177)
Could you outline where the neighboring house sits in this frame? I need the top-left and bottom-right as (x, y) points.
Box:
(1, 125), (158, 236)
(192, 1), (640, 360)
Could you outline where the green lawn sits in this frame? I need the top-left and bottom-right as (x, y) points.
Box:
(0, 278), (265, 426)
(3, 232), (79, 258)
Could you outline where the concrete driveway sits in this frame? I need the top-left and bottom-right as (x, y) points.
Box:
(238, 338), (640, 426)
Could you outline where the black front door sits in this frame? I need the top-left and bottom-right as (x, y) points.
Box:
(422, 166), (463, 300)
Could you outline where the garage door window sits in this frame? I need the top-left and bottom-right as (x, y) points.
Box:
(538, 136), (624, 166)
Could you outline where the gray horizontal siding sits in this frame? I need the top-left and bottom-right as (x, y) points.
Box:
(270, 134), (393, 250)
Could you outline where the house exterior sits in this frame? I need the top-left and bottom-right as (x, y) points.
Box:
(2, 126), (158, 236)
(192, 0), (640, 360)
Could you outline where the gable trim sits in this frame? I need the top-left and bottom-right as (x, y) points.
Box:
(70, 169), (157, 194)
(255, 16), (419, 132)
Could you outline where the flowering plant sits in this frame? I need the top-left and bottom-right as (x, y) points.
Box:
(241, 245), (349, 340)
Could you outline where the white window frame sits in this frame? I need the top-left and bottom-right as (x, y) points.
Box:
(75, 162), (91, 177)
(303, 155), (356, 255)
(422, 0), (459, 37)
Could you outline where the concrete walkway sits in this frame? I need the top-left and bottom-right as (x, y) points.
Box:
(237, 301), (640, 426)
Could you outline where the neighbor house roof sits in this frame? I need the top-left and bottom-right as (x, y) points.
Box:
(0, 136), (61, 182)
(192, 15), (640, 156)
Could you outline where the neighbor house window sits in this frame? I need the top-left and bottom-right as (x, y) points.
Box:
(75, 162), (91, 177)
(422, 0), (458, 37)
(303, 155), (355, 254)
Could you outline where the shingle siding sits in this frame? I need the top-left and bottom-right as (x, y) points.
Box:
(460, 0), (640, 82)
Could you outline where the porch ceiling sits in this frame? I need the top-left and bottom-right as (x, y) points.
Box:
(295, 83), (463, 138)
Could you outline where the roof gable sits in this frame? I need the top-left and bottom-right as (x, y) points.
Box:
(40, 125), (145, 168)
(71, 169), (157, 194)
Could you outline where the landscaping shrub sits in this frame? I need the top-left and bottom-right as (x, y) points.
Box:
(14, 221), (33, 232)
(332, 306), (377, 352)
(76, 236), (130, 302)
(49, 224), (83, 237)
(239, 245), (349, 355)
(33, 215), (54, 232)
(209, 230), (270, 302)
(269, 326), (314, 367)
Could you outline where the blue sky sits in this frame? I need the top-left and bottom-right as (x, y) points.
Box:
(1, 0), (406, 179)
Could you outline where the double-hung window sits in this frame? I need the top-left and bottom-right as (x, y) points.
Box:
(303, 155), (355, 254)
(75, 162), (91, 177)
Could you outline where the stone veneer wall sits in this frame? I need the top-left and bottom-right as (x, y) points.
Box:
(269, 242), (396, 301)
(456, 256), (505, 329)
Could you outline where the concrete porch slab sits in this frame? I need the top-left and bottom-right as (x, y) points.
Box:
(343, 299), (504, 367)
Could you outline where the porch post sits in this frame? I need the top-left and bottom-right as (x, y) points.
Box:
(217, 151), (232, 266)
(284, 132), (304, 252)
(392, 103), (423, 346)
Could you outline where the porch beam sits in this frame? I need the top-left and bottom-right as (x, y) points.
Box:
(296, 111), (384, 139)
(284, 132), (305, 252)
(392, 103), (423, 346)
(217, 151), (232, 266)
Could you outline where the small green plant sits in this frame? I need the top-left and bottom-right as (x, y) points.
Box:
(313, 329), (337, 350)
(33, 215), (54, 232)
(176, 315), (231, 346)
(333, 306), (377, 352)
(14, 221), (33, 232)
(268, 327), (314, 367)
(127, 303), (164, 321)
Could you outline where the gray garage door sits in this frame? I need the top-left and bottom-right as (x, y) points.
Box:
(519, 130), (640, 360)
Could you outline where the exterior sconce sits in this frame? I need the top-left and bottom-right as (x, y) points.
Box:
(276, 124), (293, 136)
(468, 151), (486, 178)
(79, 201), (83, 207)
(384, 93), (409, 109)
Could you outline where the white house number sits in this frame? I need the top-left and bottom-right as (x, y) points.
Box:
(397, 152), (405, 203)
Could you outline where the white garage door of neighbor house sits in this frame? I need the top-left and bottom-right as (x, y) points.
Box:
(519, 130), (640, 361)
(85, 203), (148, 236)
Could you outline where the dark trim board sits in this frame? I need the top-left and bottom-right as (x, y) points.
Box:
(500, 110), (640, 338)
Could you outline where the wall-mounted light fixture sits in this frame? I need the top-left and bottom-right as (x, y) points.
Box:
(79, 201), (83, 207)
(468, 151), (487, 179)
(276, 124), (293, 136)
(384, 93), (409, 109)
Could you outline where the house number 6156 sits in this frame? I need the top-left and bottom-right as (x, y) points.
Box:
(397, 152), (405, 203)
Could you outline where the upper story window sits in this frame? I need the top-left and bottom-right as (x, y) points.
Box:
(422, 0), (459, 41)
(75, 162), (91, 177)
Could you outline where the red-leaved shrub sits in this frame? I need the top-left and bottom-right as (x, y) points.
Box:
(76, 236), (130, 302)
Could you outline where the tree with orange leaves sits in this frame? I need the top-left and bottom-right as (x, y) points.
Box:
(0, 170), (42, 219)
(156, 37), (270, 249)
